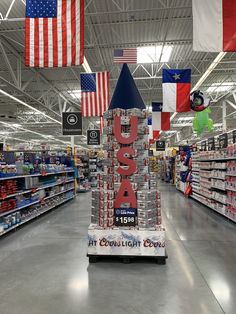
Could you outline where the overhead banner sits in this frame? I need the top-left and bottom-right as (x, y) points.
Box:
(88, 227), (165, 256)
(208, 137), (215, 151)
(87, 130), (100, 145)
(62, 112), (82, 136)
(156, 141), (165, 151)
(218, 133), (228, 149)
(201, 141), (207, 151)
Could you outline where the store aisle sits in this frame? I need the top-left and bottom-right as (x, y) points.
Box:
(0, 185), (236, 314)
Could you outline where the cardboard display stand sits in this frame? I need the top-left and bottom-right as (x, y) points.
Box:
(87, 64), (167, 263)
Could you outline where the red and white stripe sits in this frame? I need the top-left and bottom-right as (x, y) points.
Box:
(152, 112), (170, 131)
(114, 48), (137, 63)
(25, 0), (84, 67)
(82, 72), (110, 117)
(163, 83), (191, 112)
(193, 0), (236, 52)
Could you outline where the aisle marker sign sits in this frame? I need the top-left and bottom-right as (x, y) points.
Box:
(208, 137), (215, 151)
(201, 141), (207, 151)
(233, 130), (236, 144)
(156, 141), (165, 151)
(218, 133), (228, 149)
(87, 130), (100, 145)
(62, 112), (82, 135)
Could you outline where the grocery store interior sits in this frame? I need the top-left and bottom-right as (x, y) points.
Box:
(0, 1), (236, 314)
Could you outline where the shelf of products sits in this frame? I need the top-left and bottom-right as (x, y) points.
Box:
(88, 151), (104, 188)
(149, 156), (159, 173)
(75, 151), (91, 192)
(191, 140), (236, 223)
(0, 151), (75, 235)
(0, 194), (74, 236)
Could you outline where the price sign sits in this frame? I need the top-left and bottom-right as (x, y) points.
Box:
(218, 133), (228, 149)
(208, 137), (215, 151)
(114, 208), (136, 227)
(201, 141), (207, 151)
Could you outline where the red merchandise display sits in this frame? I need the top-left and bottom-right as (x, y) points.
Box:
(87, 64), (167, 262)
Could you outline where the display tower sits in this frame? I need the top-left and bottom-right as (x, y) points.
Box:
(87, 64), (167, 263)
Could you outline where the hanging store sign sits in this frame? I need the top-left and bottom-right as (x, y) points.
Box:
(156, 141), (165, 151)
(208, 137), (215, 151)
(233, 130), (236, 143)
(62, 112), (82, 135)
(218, 133), (228, 149)
(148, 149), (154, 156)
(201, 141), (207, 151)
(87, 130), (100, 145)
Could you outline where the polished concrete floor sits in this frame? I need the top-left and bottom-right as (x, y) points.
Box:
(0, 183), (236, 314)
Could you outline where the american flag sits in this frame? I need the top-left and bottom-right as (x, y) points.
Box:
(25, 0), (84, 68)
(80, 72), (110, 117)
(113, 48), (137, 64)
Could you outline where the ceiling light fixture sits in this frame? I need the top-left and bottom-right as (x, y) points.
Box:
(177, 117), (194, 121)
(0, 121), (70, 145)
(137, 45), (172, 64)
(82, 57), (92, 73)
(68, 90), (82, 100)
(0, 89), (61, 125)
(207, 82), (235, 93)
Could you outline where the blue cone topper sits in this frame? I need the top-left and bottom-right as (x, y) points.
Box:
(109, 63), (146, 110)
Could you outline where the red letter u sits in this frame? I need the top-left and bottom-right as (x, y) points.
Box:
(114, 116), (138, 144)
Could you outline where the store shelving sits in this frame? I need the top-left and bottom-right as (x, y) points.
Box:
(191, 140), (236, 223)
(74, 152), (91, 192)
(0, 165), (75, 235)
(0, 179), (74, 201)
(44, 187), (75, 200)
(0, 196), (74, 237)
(0, 199), (41, 218)
(0, 170), (74, 181)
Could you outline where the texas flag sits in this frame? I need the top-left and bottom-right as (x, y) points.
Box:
(193, 0), (236, 52)
(152, 102), (170, 131)
(162, 69), (191, 112)
(148, 117), (160, 145)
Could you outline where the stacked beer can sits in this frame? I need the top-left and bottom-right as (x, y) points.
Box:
(91, 108), (162, 230)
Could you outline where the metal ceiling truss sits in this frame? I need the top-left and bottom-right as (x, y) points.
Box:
(0, 36), (79, 118)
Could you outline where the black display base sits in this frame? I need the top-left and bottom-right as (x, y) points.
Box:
(87, 252), (168, 265)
